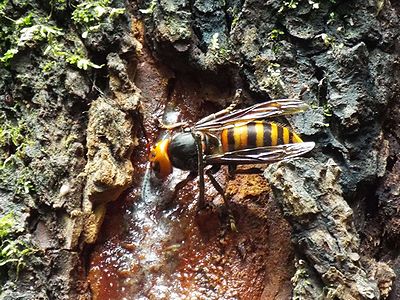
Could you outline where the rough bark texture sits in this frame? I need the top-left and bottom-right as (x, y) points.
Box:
(0, 0), (139, 298)
(265, 159), (395, 299)
(1, 0), (399, 299)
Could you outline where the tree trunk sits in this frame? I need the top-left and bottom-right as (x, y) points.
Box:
(0, 0), (399, 299)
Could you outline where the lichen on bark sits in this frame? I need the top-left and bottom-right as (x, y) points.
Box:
(0, 0), (140, 298)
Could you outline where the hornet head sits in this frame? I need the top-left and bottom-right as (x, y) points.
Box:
(148, 139), (173, 179)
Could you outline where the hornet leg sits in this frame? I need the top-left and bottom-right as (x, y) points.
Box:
(228, 164), (237, 179)
(206, 167), (237, 232)
(193, 132), (206, 210)
(157, 120), (189, 130)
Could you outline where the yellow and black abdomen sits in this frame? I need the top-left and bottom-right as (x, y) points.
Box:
(220, 121), (303, 152)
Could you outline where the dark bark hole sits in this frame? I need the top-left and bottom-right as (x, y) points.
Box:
(386, 155), (397, 173)
(166, 77), (176, 101)
(362, 181), (380, 218)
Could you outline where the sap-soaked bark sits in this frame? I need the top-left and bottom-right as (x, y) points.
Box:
(140, 0), (399, 298)
(265, 159), (395, 299)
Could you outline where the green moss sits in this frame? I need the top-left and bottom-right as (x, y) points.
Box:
(0, 115), (36, 195)
(50, 0), (67, 13)
(41, 60), (56, 73)
(0, 213), (13, 239)
(0, 14), (102, 70)
(0, 0), (125, 69)
(0, 48), (17, 63)
(292, 259), (318, 299)
(255, 59), (285, 97)
(327, 11), (336, 25)
(278, 0), (336, 14)
(65, 52), (103, 70)
(62, 133), (79, 149)
(72, 0), (125, 38)
(323, 103), (333, 117)
(268, 29), (285, 41)
(43, 40), (103, 70)
(14, 13), (32, 28)
(0, 119), (30, 159)
(278, 0), (299, 13)
(139, 0), (157, 15)
(0, 213), (37, 279)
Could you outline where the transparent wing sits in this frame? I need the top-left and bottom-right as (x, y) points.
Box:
(195, 99), (309, 131)
(204, 142), (315, 165)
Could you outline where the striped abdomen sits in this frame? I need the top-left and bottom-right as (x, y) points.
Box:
(220, 121), (303, 152)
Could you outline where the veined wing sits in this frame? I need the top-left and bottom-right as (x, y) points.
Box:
(195, 99), (309, 131)
(204, 142), (315, 165)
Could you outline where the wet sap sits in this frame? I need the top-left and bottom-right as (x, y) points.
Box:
(87, 114), (280, 299)
(87, 31), (294, 298)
